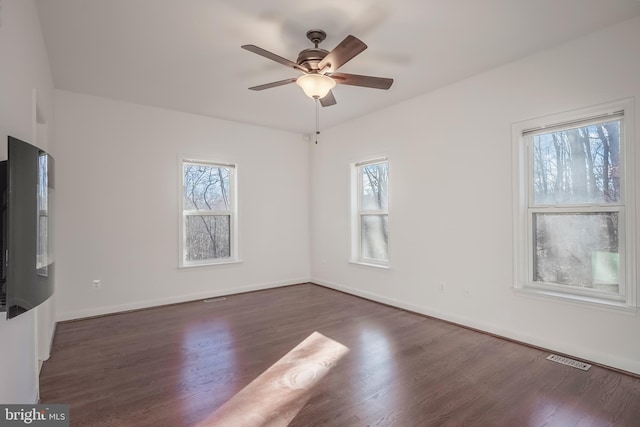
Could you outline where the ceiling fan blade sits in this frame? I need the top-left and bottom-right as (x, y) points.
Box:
(248, 78), (297, 91)
(317, 35), (367, 73)
(241, 45), (308, 73)
(320, 90), (337, 107)
(331, 72), (393, 90)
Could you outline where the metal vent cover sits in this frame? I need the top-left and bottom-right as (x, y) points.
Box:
(547, 354), (591, 370)
(203, 297), (227, 303)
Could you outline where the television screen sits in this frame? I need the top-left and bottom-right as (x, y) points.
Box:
(0, 136), (54, 319)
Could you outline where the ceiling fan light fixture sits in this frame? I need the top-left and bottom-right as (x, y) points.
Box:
(296, 73), (336, 99)
(242, 30), (392, 108)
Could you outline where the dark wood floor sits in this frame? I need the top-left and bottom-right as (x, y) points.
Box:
(40, 283), (640, 426)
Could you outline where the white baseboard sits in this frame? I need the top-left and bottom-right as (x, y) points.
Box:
(56, 277), (311, 321)
(312, 277), (640, 376)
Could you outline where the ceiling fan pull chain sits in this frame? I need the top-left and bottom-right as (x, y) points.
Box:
(315, 98), (320, 144)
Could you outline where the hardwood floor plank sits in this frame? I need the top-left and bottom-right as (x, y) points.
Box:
(39, 284), (640, 426)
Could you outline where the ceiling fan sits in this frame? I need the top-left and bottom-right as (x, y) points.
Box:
(241, 29), (393, 107)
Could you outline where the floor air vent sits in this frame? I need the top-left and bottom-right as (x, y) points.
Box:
(547, 354), (591, 371)
(203, 297), (227, 303)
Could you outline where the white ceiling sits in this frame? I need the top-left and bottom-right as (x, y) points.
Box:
(36, 0), (640, 134)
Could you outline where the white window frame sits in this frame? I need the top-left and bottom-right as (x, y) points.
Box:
(512, 99), (637, 310)
(350, 157), (390, 268)
(179, 156), (239, 268)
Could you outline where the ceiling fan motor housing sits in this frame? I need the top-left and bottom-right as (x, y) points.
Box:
(298, 29), (329, 71)
(297, 48), (329, 72)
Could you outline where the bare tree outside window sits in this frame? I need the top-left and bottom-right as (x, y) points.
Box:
(36, 153), (49, 276)
(182, 162), (233, 263)
(532, 121), (620, 205)
(531, 120), (621, 292)
(359, 162), (389, 263)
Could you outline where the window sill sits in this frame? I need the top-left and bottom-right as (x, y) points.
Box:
(513, 286), (637, 315)
(179, 259), (243, 269)
(349, 260), (390, 270)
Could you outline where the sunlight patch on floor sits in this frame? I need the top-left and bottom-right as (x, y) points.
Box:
(196, 331), (349, 426)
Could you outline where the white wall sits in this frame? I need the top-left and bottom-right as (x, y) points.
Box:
(311, 17), (640, 375)
(0, 0), (55, 403)
(54, 91), (310, 320)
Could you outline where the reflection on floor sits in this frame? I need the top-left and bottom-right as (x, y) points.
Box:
(197, 331), (348, 426)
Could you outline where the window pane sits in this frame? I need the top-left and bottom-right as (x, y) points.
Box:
(183, 164), (230, 211)
(532, 120), (621, 205)
(37, 153), (49, 275)
(533, 212), (619, 293)
(361, 163), (388, 211)
(185, 215), (230, 261)
(36, 215), (48, 273)
(361, 214), (388, 261)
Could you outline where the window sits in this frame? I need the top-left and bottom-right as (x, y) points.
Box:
(513, 100), (636, 308)
(179, 158), (237, 267)
(351, 158), (389, 266)
(36, 152), (49, 276)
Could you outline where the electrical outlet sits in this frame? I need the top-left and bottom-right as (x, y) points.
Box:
(92, 280), (102, 289)
(439, 282), (446, 293)
(464, 288), (471, 296)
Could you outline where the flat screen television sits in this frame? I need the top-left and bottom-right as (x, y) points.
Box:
(0, 136), (54, 319)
